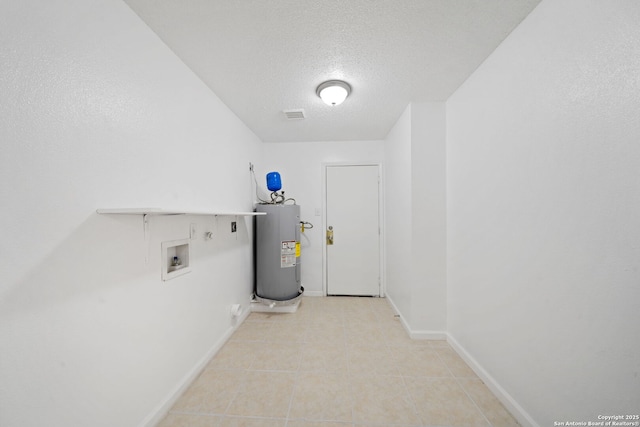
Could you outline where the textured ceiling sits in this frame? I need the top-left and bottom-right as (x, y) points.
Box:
(123, 0), (541, 142)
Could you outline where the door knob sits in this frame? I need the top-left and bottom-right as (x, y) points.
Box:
(326, 226), (334, 245)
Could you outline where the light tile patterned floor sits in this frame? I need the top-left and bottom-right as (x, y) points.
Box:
(157, 297), (519, 427)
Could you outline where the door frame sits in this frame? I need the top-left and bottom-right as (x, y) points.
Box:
(321, 162), (385, 297)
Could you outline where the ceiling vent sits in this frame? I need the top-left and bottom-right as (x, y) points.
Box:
(283, 109), (305, 120)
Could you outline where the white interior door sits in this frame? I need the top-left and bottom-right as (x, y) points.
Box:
(326, 164), (381, 296)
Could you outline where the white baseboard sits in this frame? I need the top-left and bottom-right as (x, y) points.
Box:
(302, 290), (324, 297)
(446, 334), (539, 427)
(139, 308), (251, 427)
(385, 295), (447, 340)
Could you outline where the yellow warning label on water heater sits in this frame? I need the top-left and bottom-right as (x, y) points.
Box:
(296, 242), (301, 257)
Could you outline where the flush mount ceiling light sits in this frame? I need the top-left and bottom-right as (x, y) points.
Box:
(316, 80), (351, 106)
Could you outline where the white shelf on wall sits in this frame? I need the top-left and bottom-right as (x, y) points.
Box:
(96, 208), (265, 216)
(97, 208), (264, 265)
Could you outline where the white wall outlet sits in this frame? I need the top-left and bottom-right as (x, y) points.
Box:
(190, 223), (197, 240)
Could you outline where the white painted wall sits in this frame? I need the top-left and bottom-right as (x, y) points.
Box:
(384, 106), (414, 322)
(384, 103), (447, 335)
(0, 1), (262, 426)
(261, 140), (384, 295)
(410, 103), (447, 332)
(447, 0), (640, 425)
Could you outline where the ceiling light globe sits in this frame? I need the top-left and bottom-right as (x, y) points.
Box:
(320, 85), (348, 106)
(316, 80), (351, 106)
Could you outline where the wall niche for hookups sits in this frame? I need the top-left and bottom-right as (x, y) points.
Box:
(161, 239), (191, 281)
